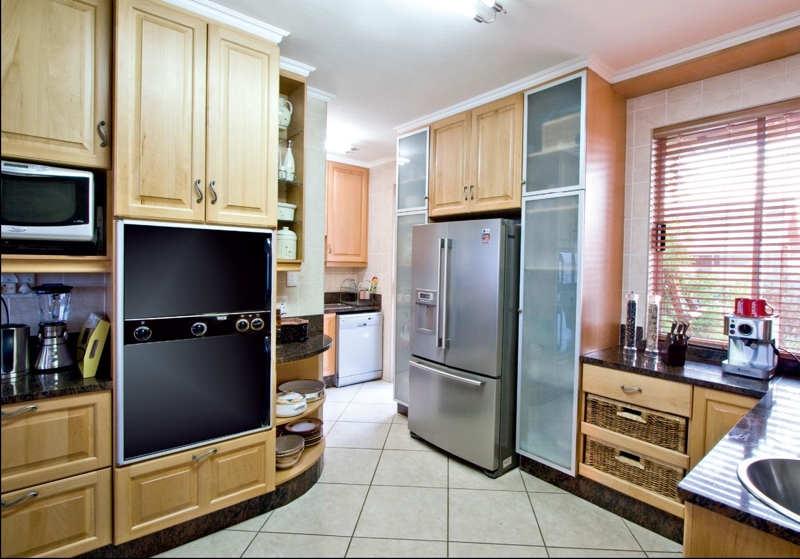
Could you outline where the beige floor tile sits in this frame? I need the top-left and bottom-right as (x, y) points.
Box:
(337, 403), (398, 423)
(624, 520), (682, 553)
(383, 423), (436, 452)
(325, 384), (362, 403)
(392, 413), (408, 425)
(371, 449), (448, 487)
(242, 532), (350, 558)
(154, 530), (256, 557)
(644, 553), (683, 558)
(323, 402), (348, 422)
(448, 542), (548, 557)
(350, 381), (396, 404)
(319, 448), (381, 485)
(547, 548), (647, 558)
(346, 537), (448, 557)
(449, 488), (543, 546)
(325, 421), (391, 449)
(226, 511), (272, 532)
(262, 483), (369, 537)
(354, 486), (447, 541)
(448, 459), (525, 491)
(521, 471), (567, 493)
(531, 493), (641, 550)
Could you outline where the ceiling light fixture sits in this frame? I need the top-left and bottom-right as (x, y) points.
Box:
(473, 0), (506, 23)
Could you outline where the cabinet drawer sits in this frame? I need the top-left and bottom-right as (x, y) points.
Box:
(1, 468), (112, 558)
(582, 365), (692, 417)
(1, 392), (112, 493)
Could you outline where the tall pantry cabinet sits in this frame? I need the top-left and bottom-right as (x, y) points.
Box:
(516, 70), (626, 475)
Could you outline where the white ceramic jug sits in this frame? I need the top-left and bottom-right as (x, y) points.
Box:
(278, 99), (293, 129)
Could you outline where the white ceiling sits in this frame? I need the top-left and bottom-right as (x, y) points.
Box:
(210, 0), (799, 166)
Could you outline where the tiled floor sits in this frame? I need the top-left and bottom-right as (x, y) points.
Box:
(156, 380), (683, 558)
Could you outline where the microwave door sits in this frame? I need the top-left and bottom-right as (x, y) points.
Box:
(410, 222), (447, 365)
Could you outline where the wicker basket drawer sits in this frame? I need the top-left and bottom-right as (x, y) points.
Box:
(584, 435), (685, 503)
(585, 394), (687, 453)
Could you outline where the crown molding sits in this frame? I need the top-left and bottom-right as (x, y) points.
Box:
(164, 0), (290, 43)
(308, 87), (337, 102)
(365, 156), (396, 169)
(612, 11), (800, 83)
(395, 55), (591, 135)
(280, 57), (316, 77)
(326, 154), (370, 167)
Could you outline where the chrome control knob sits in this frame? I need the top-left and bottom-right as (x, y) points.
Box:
(191, 322), (207, 337)
(133, 326), (152, 342)
(236, 319), (250, 332)
(250, 317), (265, 331)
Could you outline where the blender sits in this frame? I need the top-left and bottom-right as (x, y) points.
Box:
(33, 284), (74, 371)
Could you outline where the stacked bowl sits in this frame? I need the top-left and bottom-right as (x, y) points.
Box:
(283, 417), (324, 446)
(275, 434), (305, 469)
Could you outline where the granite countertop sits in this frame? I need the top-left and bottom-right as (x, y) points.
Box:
(678, 375), (800, 544)
(324, 304), (382, 314)
(1, 367), (113, 406)
(276, 334), (332, 365)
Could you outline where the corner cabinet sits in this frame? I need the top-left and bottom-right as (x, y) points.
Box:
(325, 161), (370, 267)
(1, 0), (112, 169)
(428, 93), (523, 218)
(323, 313), (337, 379)
(114, 0), (279, 227)
(688, 387), (758, 470)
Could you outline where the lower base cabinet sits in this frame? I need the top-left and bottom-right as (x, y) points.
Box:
(688, 387), (758, 470)
(323, 313), (336, 379)
(114, 430), (275, 544)
(1, 468), (112, 558)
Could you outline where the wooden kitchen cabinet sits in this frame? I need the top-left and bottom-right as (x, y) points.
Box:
(688, 387), (758, 470)
(1, 0), (112, 169)
(325, 161), (369, 267)
(114, 0), (279, 227)
(114, 430), (275, 544)
(323, 313), (337, 378)
(428, 93), (523, 218)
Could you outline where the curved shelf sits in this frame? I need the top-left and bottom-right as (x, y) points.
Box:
(276, 394), (326, 426)
(276, 437), (325, 485)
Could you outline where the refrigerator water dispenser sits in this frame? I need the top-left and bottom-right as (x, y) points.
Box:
(415, 289), (437, 333)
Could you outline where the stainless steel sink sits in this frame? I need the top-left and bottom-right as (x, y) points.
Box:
(324, 303), (353, 310)
(737, 457), (800, 524)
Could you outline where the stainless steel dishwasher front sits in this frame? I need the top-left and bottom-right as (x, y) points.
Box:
(335, 312), (383, 387)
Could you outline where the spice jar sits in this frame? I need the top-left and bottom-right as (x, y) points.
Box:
(623, 292), (638, 354)
(644, 293), (661, 357)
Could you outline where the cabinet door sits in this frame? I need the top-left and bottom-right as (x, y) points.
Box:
(205, 25), (279, 228)
(689, 388), (758, 470)
(323, 313), (336, 378)
(517, 191), (583, 475)
(396, 128), (429, 212)
(1, 468), (111, 558)
(325, 161), (369, 266)
(469, 94), (523, 213)
(1, 391), (112, 493)
(428, 112), (470, 217)
(114, 0), (207, 222)
(1, 0), (111, 169)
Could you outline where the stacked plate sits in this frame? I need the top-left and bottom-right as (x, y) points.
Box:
(283, 417), (324, 446)
(278, 379), (325, 402)
(275, 434), (305, 469)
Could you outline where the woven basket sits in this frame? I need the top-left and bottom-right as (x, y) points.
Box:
(585, 394), (687, 453)
(584, 436), (684, 502)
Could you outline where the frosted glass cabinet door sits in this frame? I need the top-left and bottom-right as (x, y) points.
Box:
(396, 128), (429, 212)
(393, 212), (427, 405)
(524, 74), (584, 194)
(517, 191), (583, 475)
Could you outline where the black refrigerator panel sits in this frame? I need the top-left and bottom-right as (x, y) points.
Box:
(123, 223), (271, 319)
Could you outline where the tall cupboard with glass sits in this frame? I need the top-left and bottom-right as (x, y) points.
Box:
(516, 70), (626, 475)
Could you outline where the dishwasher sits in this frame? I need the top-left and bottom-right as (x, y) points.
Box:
(336, 312), (383, 387)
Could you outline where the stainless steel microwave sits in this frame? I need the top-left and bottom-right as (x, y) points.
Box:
(1, 160), (95, 242)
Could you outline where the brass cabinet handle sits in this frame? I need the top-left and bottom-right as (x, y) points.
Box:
(469, 185), (474, 199)
(209, 180), (218, 204)
(620, 385), (642, 394)
(195, 179), (203, 203)
(1, 404), (38, 418)
(97, 121), (108, 147)
(463, 186), (468, 200)
(192, 448), (217, 462)
(1, 492), (38, 508)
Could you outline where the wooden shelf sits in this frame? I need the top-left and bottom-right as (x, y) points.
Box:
(277, 259), (302, 272)
(276, 437), (325, 485)
(0, 254), (112, 273)
(276, 395), (325, 426)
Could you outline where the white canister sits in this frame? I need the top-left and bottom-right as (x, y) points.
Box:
(277, 226), (297, 259)
(277, 202), (296, 221)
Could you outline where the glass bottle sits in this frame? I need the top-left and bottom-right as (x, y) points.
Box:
(644, 293), (661, 357)
(284, 139), (295, 182)
(623, 292), (638, 354)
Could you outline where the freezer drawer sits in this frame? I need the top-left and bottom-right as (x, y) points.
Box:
(408, 358), (500, 471)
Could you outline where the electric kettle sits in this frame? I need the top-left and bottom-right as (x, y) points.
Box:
(1, 323), (30, 377)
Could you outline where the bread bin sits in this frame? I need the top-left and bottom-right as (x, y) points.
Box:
(277, 227), (297, 259)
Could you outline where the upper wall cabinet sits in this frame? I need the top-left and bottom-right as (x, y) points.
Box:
(114, 0), (279, 227)
(428, 93), (523, 218)
(1, 0), (112, 169)
(325, 161), (369, 267)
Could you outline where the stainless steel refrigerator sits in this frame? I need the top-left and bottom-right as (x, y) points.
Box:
(408, 218), (520, 477)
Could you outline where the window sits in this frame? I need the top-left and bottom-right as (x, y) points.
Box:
(649, 100), (800, 353)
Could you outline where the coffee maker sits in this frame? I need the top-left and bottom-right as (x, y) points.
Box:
(721, 315), (779, 380)
(33, 284), (74, 371)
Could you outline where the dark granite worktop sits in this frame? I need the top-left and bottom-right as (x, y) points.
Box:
(1, 367), (113, 406)
(582, 346), (799, 544)
(276, 334), (332, 365)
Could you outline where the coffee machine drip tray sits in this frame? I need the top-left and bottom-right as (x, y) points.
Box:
(721, 359), (777, 380)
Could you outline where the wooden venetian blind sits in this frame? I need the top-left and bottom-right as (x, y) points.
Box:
(649, 101), (800, 353)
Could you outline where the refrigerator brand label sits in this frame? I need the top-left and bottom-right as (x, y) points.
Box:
(481, 229), (490, 243)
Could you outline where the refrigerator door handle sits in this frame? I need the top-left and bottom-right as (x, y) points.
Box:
(436, 238), (444, 348)
(441, 238), (452, 349)
(413, 360), (484, 386)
